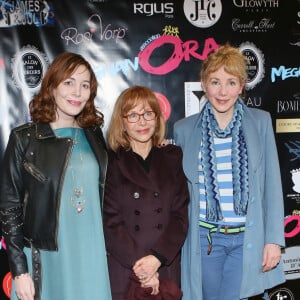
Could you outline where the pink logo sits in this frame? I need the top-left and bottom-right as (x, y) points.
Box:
(154, 92), (171, 121)
(0, 237), (6, 250)
(284, 215), (300, 238)
(138, 36), (218, 75)
(2, 272), (12, 298)
(0, 58), (4, 70)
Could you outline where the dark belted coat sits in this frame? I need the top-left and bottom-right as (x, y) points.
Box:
(103, 145), (189, 300)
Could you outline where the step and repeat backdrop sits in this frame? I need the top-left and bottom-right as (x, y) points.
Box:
(0, 0), (299, 299)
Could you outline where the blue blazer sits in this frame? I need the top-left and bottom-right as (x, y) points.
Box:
(174, 104), (285, 299)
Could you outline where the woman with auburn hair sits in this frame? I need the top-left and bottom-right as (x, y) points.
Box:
(0, 52), (111, 300)
(104, 85), (189, 300)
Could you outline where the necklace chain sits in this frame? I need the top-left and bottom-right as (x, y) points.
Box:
(69, 129), (86, 214)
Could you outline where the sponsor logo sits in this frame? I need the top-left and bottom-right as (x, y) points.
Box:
(239, 42), (265, 90)
(277, 93), (300, 114)
(271, 66), (300, 83)
(282, 246), (300, 280)
(277, 119), (300, 134)
(269, 287), (294, 300)
(133, 2), (174, 18)
(232, 17), (276, 33)
(11, 45), (49, 92)
(0, 0), (54, 27)
(138, 36), (218, 75)
(61, 14), (127, 45)
(245, 96), (262, 107)
(183, 0), (222, 28)
(232, 0), (279, 10)
(284, 141), (300, 161)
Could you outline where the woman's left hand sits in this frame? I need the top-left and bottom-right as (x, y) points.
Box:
(140, 272), (160, 295)
(262, 243), (281, 272)
(133, 255), (161, 283)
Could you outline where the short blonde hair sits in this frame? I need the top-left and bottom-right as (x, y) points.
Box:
(107, 86), (166, 151)
(200, 44), (248, 85)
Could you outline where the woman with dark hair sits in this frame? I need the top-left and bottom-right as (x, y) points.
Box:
(0, 52), (111, 300)
(104, 85), (189, 300)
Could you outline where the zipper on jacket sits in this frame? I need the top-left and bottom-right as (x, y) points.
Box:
(23, 161), (48, 182)
(54, 138), (74, 250)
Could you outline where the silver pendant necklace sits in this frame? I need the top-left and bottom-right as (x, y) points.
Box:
(69, 129), (86, 214)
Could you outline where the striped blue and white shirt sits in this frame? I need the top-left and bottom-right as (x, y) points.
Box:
(199, 136), (246, 225)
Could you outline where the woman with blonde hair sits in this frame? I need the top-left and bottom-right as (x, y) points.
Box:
(175, 44), (285, 300)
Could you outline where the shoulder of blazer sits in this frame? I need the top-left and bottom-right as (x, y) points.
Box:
(244, 106), (270, 118)
(154, 144), (183, 159)
(174, 112), (202, 130)
(243, 106), (271, 131)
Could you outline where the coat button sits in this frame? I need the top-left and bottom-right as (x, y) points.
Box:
(153, 192), (159, 197)
(134, 210), (140, 215)
(155, 208), (162, 213)
(135, 225), (140, 231)
(133, 192), (140, 199)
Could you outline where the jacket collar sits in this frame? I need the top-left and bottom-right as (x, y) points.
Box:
(33, 123), (107, 184)
(114, 147), (159, 191)
(35, 123), (56, 139)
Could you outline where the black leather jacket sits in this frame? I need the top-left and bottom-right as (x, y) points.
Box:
(0, 122), (107, 279)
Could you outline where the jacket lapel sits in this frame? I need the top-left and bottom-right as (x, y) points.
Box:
(182, 115), (203, 184)
(242, 108), (263, 179)
(116, 147), (158, 191)
(84, 127), (108, 185)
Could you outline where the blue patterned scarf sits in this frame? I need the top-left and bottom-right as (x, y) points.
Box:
(200, 99), (249, 221)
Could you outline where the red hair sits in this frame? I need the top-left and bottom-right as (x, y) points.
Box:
(29, 52), (103, 127)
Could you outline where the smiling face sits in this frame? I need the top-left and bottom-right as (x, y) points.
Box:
(52, 64), (91, 128)
(123, 102), (157, 153)
(202, 66), (244, 128)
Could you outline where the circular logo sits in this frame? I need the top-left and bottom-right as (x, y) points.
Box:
(239, 42), (265, 90)
(269, 287), (294, 300)
(2, 272), (12, 298)
(12, 46), (49, 92)
(183, 0), (222, 28)
(153, 91), (171, 121)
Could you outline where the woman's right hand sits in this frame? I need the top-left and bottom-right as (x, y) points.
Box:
(140, 272), (160, 295)
(14, 273), (35, 300)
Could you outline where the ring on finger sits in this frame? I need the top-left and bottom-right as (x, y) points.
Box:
(139, 274), (147, 280)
